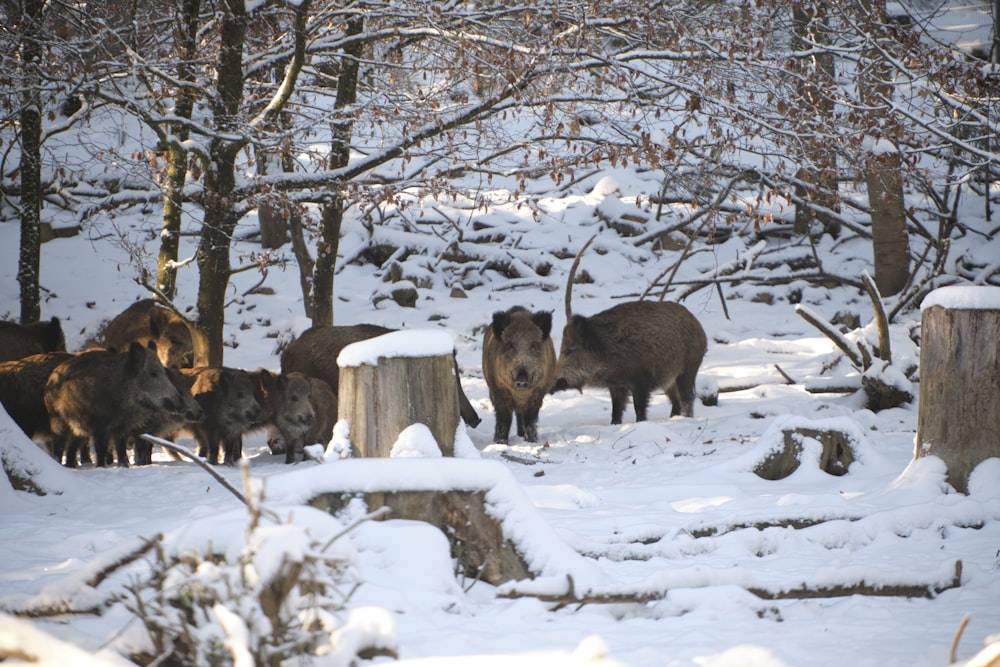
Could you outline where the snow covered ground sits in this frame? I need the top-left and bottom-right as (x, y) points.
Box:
(1, 163), (1000, 666)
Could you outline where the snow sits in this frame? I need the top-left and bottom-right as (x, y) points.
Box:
(921, 285), (1000, 311)
(338, 329), (456, 367)
(2, 94), (1000, 667)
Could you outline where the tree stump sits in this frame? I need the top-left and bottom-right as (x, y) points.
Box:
(338, 331), (460, 457)
(917, 287), (1000, 494)
(754, 426), (855, 480)
(312, 489), (532, 585)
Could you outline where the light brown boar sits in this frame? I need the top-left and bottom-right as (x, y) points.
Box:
(552, 236), (707, 424)
(246, 369), (314, 464)
(0, 352), (73, 456)
(0, 317), (66, 362)
(281, 324), (481, 428)
(101, 299), (194, 368)
(45, 343), (193, 467)
(175, 366), (263, 465)
(482, 306), (556, 444)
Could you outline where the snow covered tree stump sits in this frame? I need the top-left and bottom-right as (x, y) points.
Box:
(916, 287), (1000, 494)
(338, 330), (460, 458)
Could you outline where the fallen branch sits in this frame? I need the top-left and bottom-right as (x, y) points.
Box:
(499, 562), (963, 610)
(140, 434), (280, 523)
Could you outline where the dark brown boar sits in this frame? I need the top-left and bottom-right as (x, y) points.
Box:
(0, 317), (66, 362)
(246, 369), (314, 464)
(268, 376), (338, 464)
(131, 366), (205, 465)
(175, 366), (262, 465)
(482, 307), (556, 444)
(551, 235), (707, 424)
(281, 324), (481, 428)
(101, 299), (194, 368)
(553, 301), (707, 423)
(0, 352), (73, 455)
(45, 343), (193, 467)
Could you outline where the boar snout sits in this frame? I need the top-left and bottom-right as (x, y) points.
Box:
(514, 370), (531, 390)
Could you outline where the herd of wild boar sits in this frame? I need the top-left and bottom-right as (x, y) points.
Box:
(0, 266), (707, 467)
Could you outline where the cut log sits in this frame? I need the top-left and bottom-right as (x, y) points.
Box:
(917, 288), (1000, 494)
(338, 331), (460, 457)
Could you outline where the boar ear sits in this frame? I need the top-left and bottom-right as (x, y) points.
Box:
(532, 311), (553, 339)
(572, 314), (604, 352)
(45, 317), (65, 350)
(148, 309), (165, 339)
(126, 341), (148, 368)
(491, 310), (511, 338)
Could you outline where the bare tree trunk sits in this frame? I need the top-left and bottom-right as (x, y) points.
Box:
(15, 0), (46, 324)
(156, 0), (201, 302)
(791, 4), (840, 238)
(866, 149), (910, 295)
(193, 0), (247, 366)
(857, 0), (910, 296)
(310, 16), (363, 326)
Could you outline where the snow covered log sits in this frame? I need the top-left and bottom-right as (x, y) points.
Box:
(753, 426), (855, 480)
(916, 287), (1000, 494)
(338, 331), (460, 457)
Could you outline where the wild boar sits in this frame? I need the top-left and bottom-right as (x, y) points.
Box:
(267, 376), (337, 463)
(130, 366), (205, 465)
(0, 317), (66, 362)
(281, 324), (481, 428)
(101, 299), (194, 368)
(482, 306), (556, 444)
(246, 369), (314, 464)
(175, 366), (263, 465)
(552, 235), (707, 424)
(0, 352), (73, 455)
(45, 343), (193, 467)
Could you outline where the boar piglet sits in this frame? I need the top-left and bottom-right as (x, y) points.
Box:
(101, 299), (194, 368)
(0, 317), (66, 363)
(552, 301), (707, 424)
(482, 306), (556, 444)
(45, 343), (192, 467)
(270, 376), (338, 464)
(246, 369), (315, 464)
(176, 366), (262, 465)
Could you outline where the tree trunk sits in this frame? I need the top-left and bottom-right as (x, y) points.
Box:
(16, 0), (46, 324)
(339, 352), (460, 458)
(916, 295), (1000, 494)
(193, 0), (247, 366)
(309, 16), (363, 326)
(866, 149), (910, 296)
(791, 4), (840, 238)
(857, 0), (910, 297)
(156, 0), (201, 302)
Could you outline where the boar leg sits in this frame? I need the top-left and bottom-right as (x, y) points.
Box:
(112, 434), (131, 468)
(631, 385), (652, 422)
(673, 372), (698, 418)
(609, 386), (631, 425)
(516, 406), (541, 443)
(223, 435), (243, 466)
(493, 404), (513, 444)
